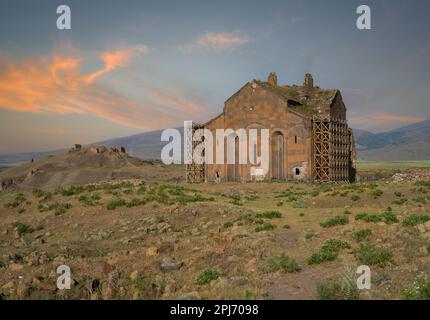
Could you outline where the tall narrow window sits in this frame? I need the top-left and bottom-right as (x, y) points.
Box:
(253, 143), (257, 164)
(295, 136), (298, 144)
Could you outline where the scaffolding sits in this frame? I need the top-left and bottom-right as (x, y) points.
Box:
(185, 123), (206, 183)
(312, 116), (351, 183)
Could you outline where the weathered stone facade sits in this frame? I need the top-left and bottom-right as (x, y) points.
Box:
(201, 72), (356, 183)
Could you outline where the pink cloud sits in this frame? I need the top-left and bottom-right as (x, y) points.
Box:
(0, 48), (209, 131)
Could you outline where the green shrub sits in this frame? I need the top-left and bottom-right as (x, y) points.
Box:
(353, 244), (393, 267)
(5, 193), (27, 208)
(394, 191), (403, 197)
(255, 223), (276, 232)
(413, 196), (428, 204)
(126, 198), (147, 208)
(310, 190), (320, 197)
(316, 277), (360, 300)
(308, 239), (351, 265)
(79, 193), (101, 206)
(402, 214), (430, 227)
(32, 188), (52, 201)
(403, 276), (430, 300)
(354, 229), (372, 242)
(392, 198), (407, 205)
(223, 221), (234, 229)
(106, 198), (126, 210)
(355, 211), (398, 224)
(344, 210), (352, 215)
(320, 215), (349, 228)
(260, 210), (282, 219)
(351, 195), (361, 202)
(16, 223), (33, 235)
(37, 202), (72, 215)
(268, 253), (300, 273)
(283, 224), (291, 229)
(371, 189), (383, 199)
(55, 185), (86, 196)
(415, 181), (430, 187)
(195, 268), (220, 285)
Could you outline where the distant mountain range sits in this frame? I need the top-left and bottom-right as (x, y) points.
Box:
(353, 119), (430, 161)
(1, 119), (429, 167)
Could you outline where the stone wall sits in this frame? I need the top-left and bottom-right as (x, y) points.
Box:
(205, 81), (311, 182)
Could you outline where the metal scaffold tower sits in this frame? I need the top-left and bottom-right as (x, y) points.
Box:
(185, 123), (206, 183)
(312, 116), (350, 183)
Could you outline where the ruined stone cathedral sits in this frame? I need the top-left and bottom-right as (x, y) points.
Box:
(186, 72), (356, 183)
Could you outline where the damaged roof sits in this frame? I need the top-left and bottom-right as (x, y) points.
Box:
(254, 80), (339, 117)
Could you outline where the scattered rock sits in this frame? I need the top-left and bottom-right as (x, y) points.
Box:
(8, 263), (24, 271)
(130, 270), (140, 281)
(178, 291), (202, 300)
(1, 281), (14, 290)
(417, 224), (426, 234)
(146, 246), (159, 257)
(159, 257), (183, 272)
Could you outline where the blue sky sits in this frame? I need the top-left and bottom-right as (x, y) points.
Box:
(0, 0), (429, 153)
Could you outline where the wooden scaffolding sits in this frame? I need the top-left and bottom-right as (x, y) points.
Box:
(312, 116), (351, 183)
(185, 123), (206, 183)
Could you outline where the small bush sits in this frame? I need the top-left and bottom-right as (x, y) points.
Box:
(223, 221), (234, 229)
(268, 253), (300, 273)
(106, 198), (126, 210)
(413, 196), (428, 204)
(195, 268), (220, 285)
(354, 229), (372, 242)
(5, 193), (27, 208)
(308, 239), (351, 265)
(126, 198), (147, 208)
(392, 198), (407, 205)
(79, 193), (101, 206)
(320, 216), (349, 228)
(402, 214), (430, 227)
(283, 224), (291, 229)
(260, 211), (282, 219)
(16, 223), (33, 235)
(351, 195), (361, 202)
(355, 211), (398, 224)
(371, 189), (383, 199)
(344, 210), (352, 215)
(394, 191), (403, 198)
(353, 244), (393, 267)
(310, 190), (320, 197)
(316, 277), (360, 300)
(403, 276), (430, 300)
(255, 223), (276, 233)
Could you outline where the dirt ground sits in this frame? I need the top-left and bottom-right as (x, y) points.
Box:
(0, 169), (430, 300)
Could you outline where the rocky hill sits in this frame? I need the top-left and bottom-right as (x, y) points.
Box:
(0, 145), (183, 191)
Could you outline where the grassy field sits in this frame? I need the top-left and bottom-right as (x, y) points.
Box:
(357, 160), (430, 170)
(1, 177), (430, 300)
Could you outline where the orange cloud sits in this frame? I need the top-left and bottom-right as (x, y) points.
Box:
(0, 49), (208, 130)
(85, 49), (134, 85)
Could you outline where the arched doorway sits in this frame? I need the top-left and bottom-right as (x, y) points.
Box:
(271, 132), (284, 180)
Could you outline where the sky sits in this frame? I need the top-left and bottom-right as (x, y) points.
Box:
(0, 0), (429, 154)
